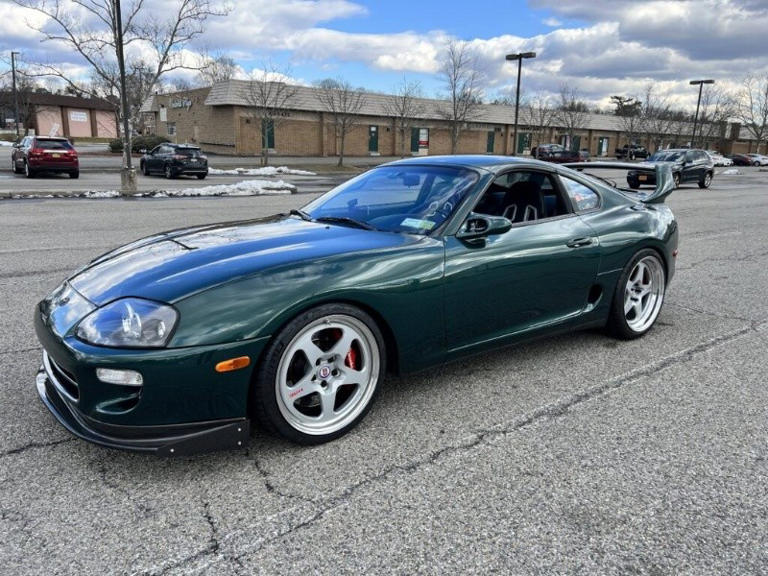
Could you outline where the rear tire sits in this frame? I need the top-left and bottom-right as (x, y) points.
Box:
(672, 173), (680, 188)
(607, 249), (666, 340)
(164, 164), (175, 179)
(24, 161), (35, 178)
(141, 162), (149, 176)
(698, 171), (712, 189)
(69, 171), (79, 179)
(251, 303), (385, 445)
(196, 173), (207, 180)
(627, 180), (640, 189)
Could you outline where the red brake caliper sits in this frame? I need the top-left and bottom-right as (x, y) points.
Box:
(345, 346), (358, 370)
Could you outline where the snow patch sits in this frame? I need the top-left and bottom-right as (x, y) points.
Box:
(0, 141), (13, 147)
(4, 179), (296, 200)
(717, 168), (740, 175)
(208, 166), (316, 176)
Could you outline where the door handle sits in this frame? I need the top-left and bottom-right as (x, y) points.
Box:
(566, 237), (596, 248)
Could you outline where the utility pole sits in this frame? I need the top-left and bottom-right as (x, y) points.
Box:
(11, 51), (21, 139)
(690, 79), (714, 148)
(113, 0), (137, 195)
(505, 52), (536, 156)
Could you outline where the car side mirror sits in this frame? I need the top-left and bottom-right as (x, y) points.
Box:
(457, 214), (512, 241)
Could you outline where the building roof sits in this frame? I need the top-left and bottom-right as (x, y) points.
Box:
(15, 92), (117, 111)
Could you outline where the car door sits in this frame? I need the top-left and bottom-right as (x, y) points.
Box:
(147, 146), (164, 172)
(442, 168), (601, 352)
(682, 150), (704, 183)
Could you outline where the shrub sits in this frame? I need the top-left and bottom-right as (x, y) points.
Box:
(107, 135), (170, 154)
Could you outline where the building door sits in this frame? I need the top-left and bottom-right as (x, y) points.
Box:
(571, 135), (581, 152)
(261, 119), (275, 150)
(368, 125), (379, 153)
(517, 132), (531, 154)
(597, 137), (609, 156)
(411, 127), (420, 153)
(486, 131), (495, 153)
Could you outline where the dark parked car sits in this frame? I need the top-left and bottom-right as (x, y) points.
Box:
(539, 149), (582, 163)
(615, 145), (649, 160)
(530, 143), (565, 158)
(627, 148), (714, 189)
(35, 155), (678, 454)
(139, 143), (208, 179)
(727, 154), (753, 166)
(11, 136), (79, 178)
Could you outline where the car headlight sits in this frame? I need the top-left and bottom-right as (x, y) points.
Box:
(76, 298), (178, 348)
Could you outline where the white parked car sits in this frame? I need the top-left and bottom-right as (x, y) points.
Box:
(746, 153), (768, 166)
(706, 151), (733, 167)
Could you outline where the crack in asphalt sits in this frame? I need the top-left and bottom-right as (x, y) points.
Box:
(0, 346), (42, 357)
(253, 456), (314, 504)
(96, 461), (153, 519)
(676, 249), (768, 271)
(0, 268), (73, 280)
(139, 321), (759, 575)
(0, 438), (75, 458)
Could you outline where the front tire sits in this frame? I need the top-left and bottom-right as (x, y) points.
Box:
(673, 173), (680, 188)
(252, 304), (385, 444)
(141, 162), (149, 176)
(607, 249), (666, 340)
(698, 171), (712, 189)
(164, 164), (175, 179)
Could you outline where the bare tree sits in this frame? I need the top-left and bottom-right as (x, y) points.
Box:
(13, 0), (227, 193)
(697, 85), (735, 150)
(384, 77), (424, 157)
(640, 85), (676, 152)
(555, 84), (589, 151)
(525, 93), (555, 157)
(439, 41), (483, 154)
(317, 78), (367, 167)
(736, 75), (768, 154)
(611, 94), (643, 155)
(0, 68), (37, 135)
(198, 52), (238, 86)
(244, 63), (298, 166)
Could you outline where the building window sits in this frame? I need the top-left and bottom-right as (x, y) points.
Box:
(167, 122), (176, 136)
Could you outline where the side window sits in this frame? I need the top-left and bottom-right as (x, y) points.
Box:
(560, 177), (600, 212)
(474, 170), (570, 223)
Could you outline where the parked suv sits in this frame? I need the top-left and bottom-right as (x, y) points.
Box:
(139, 143), (208, 179)
(11, 136), (79, 178)
(628, 148), (714, 189)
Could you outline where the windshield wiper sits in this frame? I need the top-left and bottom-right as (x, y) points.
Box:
(314, 216), (376, 231)
(289, 208), (313, 222)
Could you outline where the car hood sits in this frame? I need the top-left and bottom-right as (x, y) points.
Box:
(69, 216), (418, 305)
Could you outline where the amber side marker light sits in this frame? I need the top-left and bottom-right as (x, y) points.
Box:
(215, 356), (251, 373)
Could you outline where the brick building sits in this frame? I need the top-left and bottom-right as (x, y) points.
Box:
(1, 92), (118, 139)
(140, 80), (761, 158)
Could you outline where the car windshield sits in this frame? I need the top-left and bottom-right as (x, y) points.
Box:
(302, 165), (480, 234)
(649, 151), (683, 162)
(36, 139), (72, 150)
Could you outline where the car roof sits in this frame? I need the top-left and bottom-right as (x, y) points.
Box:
(381, 155), (556, 174)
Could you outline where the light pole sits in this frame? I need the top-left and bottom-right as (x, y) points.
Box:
(689, 79), (714, 148)
(11, 51), (21, 139)
(505, 51), (536, 156)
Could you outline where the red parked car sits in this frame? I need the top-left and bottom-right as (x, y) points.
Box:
(11, 136), (79, 178)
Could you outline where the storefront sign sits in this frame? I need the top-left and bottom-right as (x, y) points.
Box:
(69, 111), (88, 122)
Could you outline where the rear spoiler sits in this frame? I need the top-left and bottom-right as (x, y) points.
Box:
(562, 162), (675, 204)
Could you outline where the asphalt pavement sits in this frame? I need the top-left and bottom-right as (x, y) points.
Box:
(0, 169), (767, 575)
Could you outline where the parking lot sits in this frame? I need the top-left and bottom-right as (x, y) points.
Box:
(1, 168), (767, 575)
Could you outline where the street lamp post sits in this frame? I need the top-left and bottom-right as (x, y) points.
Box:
(11, 51), (21, 139)
(505, 51), (536, 156)
(689, 79), (714, 148)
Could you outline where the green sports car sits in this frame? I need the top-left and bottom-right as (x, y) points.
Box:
(35, 156), (678, 454)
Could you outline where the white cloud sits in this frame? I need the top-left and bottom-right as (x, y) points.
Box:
(543, 17), (562, 27)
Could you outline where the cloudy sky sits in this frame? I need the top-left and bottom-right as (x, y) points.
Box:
(1, 0), (767, 110)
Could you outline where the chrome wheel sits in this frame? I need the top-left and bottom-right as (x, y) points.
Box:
(275, 314), (380, 436)
(624, 255), (665, 333)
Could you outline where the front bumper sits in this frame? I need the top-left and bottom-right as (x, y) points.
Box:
(36, 353), (250, 456)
